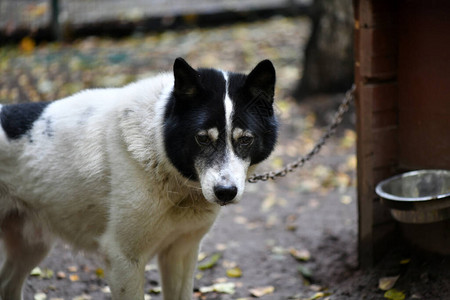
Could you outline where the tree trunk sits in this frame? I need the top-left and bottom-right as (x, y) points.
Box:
(294, 0), (354, 100)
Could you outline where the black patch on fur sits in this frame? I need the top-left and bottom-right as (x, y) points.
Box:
(227, 60), (278, 165)
(0, 102), (50, 140)
(164, 60), (227, 181)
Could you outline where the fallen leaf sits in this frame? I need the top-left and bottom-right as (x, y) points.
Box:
(41, 268), (54, 279)
(20, 37), (36, 53)
(67, 265), (78, 272)
(199, 282), (235, 294)
(298, 265), (313, 280)
(249, 286), (275, 297)
(197, 252), (207, 262)
(69, 274), (80, 282)
(309, 291), (332, 300)
(226, 266), (242, 278)
(56, 271), (66, 279)
(198, 253), (221, 270)
(149, 286), (161, 294)
(289, 247), (311, 261)
(340, 195), (352, 205)
(95, 268), (105, 278)
(384, 289), (406, 300)
(30, 267), (42, 276)
(379, 276), (400, 291)
(400, 258), (411, 265)
(34, 292), (47, 300)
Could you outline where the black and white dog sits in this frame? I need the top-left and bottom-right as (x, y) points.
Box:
(0, 58), (277, 300)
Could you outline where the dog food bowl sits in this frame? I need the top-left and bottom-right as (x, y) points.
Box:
(375, 170), (450, 223)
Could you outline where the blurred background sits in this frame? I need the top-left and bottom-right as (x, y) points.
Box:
(0, 1), (359, 300)
(0, 0), (354, 102)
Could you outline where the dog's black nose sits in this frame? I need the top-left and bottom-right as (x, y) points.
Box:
(214, 185), (238, 203)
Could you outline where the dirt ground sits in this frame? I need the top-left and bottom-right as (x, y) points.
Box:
(1, 16), (450, 300)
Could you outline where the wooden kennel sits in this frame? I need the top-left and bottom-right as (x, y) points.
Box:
(354, 0), (450, 267)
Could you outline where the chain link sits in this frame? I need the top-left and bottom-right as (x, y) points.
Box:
(248, 85), (356, 183)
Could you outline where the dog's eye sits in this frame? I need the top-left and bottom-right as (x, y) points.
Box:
(238, 136), (254, 147)
(195, 134), (211, 146)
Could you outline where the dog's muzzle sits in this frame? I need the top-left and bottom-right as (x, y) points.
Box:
(214, 185), (238, 205)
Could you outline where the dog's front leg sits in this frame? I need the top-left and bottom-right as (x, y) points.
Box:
(103, 250), (146, 300)
(158, 231), (206, 300)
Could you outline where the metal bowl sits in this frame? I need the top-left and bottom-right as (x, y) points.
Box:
(375, 170), (450, 223)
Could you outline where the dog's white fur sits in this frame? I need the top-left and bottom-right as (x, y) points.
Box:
(0, 73), (247, 300)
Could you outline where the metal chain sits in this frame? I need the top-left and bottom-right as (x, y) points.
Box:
(248, 84), (356, 183)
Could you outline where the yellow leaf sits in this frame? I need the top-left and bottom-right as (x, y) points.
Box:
(69, 274), (80, 282)
(249, 286), (275, 297)
(384, 289), (405, 300)
(149, 286), (161, 294)
(41, 268), (54, 279)
(310, 291), (332, 299)
(95, 268), (104, 278)
(400, 258), (411, 265)
(226, 267), (242, 278)
(20, 37), (36, 53)
(198, 253), (221, 270)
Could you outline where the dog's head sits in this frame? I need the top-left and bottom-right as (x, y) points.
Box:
(164, 58), (278, 206)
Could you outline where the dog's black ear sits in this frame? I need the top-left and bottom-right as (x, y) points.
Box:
(244, 60), (276, 102)
(173, 57), (200, 97)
